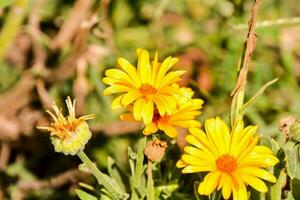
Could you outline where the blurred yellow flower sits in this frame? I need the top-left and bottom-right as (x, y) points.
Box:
(121, 87), (203, 138)
(177, 117), (279, 200)
(37, 97), (95, 155)
(103, 49), (185, 124)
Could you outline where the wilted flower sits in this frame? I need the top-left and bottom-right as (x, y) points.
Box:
(103, 49), (185, 124)
(37, 97), (95, 155)
(177, 117), (279, 200)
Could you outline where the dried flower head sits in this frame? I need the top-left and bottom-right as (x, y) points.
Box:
(144, 139), (168, 162)
(37, 97), (95, 155)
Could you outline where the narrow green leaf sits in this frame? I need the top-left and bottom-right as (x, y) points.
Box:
(75, 189), (98, 200)
(259, 136), (280, 154)
(267, 171), (286, 200)
(291, 178), (300, 200)
(284, 142), (300, 179)
(107, 156), (126, 192)
(241, 78), (278, 113)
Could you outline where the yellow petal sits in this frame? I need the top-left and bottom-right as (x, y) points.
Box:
(229, 120), (245, 154)
(184, 146), (214, 164)
(198, 171), (221, 195)
(221, 174), (232, 199)
(137, 49), (151, 84)
(103, 85), (131, 95)
(232, 177), (248, 200)
(150, 51), (159, 86)
(172, 120), (201, 128)
(189, 127), (218, 158)
(205, 117), (229, 156)
(238, 167), (277, 183)
(120, 113), (136, 121)
(142, 100), (154, 124)
(252, 145), (273, 155)
(117, 57), (141, 87)
(158, 70), (185, 88)
(240, 154), (279, 168)
(156, 57), (179, 88)
(176, 159), (187, 168)
(159, 124), (178, 138)
(133, 98), (145, 121)
(185, 135), (202, 149)
(121, 90), (140, 106)
(111, 95), (124, 109)
(143, 123), (158, 135)
(153, 97), (167, 115)
(105, 69), (136, 87)
(232, 125), (257, 158)
(181, 154), (210, 166)
(182, 165), (213, 173)
(240, 174), (268, 193)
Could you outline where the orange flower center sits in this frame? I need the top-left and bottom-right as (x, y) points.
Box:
(152, 109), (170, 124)
(139, 84), (157, 96)
(216, 154), (237, 173)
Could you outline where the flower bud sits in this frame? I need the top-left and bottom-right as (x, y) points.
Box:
(144, 139), (167, 162)
(37, 97), (95, 155)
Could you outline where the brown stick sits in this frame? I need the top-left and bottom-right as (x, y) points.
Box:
(231, 0), (260, 96)
(0, 142), (11, 171)
(17, 169), (88, 191)
(51, 0), (92, 49)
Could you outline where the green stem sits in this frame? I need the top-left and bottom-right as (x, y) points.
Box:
(77, 150), (121, 200)
(133, 137), (146, 187)
(0, 0), (30, 60)
(230, 89), (245, 128)
(146, 161), (155, 200)
(131, 136), (147, 199)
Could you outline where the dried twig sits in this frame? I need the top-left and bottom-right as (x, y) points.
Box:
(0, 142), (11, 171)
(231, 0), (260, 96)
(230, 0), (260, 127)
(18, 169), (88, 191)
(51, 0), (93, 49)
(91, 121), (141, 136)
(0, 73), (35, 117)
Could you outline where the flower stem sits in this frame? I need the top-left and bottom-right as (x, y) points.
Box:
(77, 150), (122, 200)
(146, 160), (155, 200)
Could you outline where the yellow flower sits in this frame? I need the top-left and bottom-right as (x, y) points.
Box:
(37, 97), (95, 155)
(103, 49), (185, 124)
(177, 117), (279, 200)
(121, 87), (203, 138)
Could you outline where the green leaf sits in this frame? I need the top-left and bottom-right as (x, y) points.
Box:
(241, 78), (278, 113)
(107, 156), (126, 192)
(75, 189), (98, 200)
(285, 191), (295, 200)
(267, 171), (286, 200)
(291, 178), (300, 200)
(259, 136), (280, 154)
(284, 142), (300, 179)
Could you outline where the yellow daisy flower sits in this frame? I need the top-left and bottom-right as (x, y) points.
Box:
(121, 87), (204, 138)
(177, 117), (279, 200)
(103, 49), (185, 124)
(37, 97), (95, 155)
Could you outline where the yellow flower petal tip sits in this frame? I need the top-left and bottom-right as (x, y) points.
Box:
(37, 97), (95, 155)
(177, 117), (279, 200)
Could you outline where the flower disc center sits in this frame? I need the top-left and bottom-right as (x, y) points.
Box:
(216, 154), (237, 173)
(139, 84), (157, 96)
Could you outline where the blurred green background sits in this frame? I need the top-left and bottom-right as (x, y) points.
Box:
(0, 0), (300, 199)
